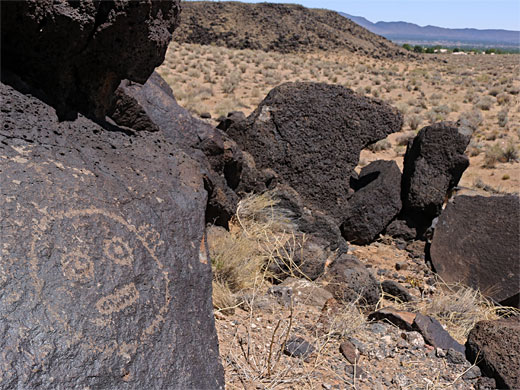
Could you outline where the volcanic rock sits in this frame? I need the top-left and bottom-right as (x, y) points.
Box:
(385, 219), (417, 241)
(466, 317), (520, 389)
(413, 314), (465, 354)
(111, 72), (250, 227)
(401, 121), (472, 233)
(0, 81), (224, 389)
(227, 82), (403, 220)
(320, 254), (381, 306)
(341, 160), (402, 244)
(381, 280), (415, 302)
(1, 0), (180, 120)
(430, 195), (520, 307)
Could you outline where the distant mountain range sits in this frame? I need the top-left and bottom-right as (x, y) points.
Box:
(340, 13), (520, 48)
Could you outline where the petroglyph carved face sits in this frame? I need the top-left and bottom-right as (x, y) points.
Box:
(29, 208), (169, 357)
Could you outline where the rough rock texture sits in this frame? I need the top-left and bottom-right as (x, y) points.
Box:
(466, 317), (520, 389)
(381, 280), (415, 302)
(268, 278), (333, 307)
(341, 160), (402, 244)
(227, 82), (403, 220)
(0, 80), (224, 389)
(401, 122), (472, 232)
(368, 308), (416, 331)
(413, 314), (465, 354)
(319, 254), (381, 306)
(385, 219), (417, 241)
(110, 72), (273, 227)
(430, 195), (520, 307)
(1, 0), (180, 120)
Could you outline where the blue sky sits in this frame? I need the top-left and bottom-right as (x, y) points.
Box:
(193, 1), (520, 30)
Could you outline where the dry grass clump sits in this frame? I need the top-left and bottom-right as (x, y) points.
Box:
(384, 279), (519, 344)
(208, 192), (299, 312)
(415, 281), (519, 343)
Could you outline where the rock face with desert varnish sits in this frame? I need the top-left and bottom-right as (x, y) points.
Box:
(430, 194), (520, 307)
(1, 0), (180, 120)
(0, 1), (225, 388)
(227, 82), (403, 222)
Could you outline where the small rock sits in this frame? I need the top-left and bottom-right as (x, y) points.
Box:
(345, 364), (366, 379)
(395, 262), (408, 271)
(446, 348), (467, 365)
(269, 278), (333, 307)
(397, 339), (408, 349)
(413, 313), (465, 353)
(377, 269), (389, 276)
(368, 307), (416, 331)
(340, 340), (360, 364)
(322, 383), (332, 390)
(463, 365), (481, 380)
(381, 335), (393, 345)
(200, 112), (212, 119)
(369, 323), (389, 334)
(403, 331), (424, 348)
(349, 338), (368, 356)
(381, 280), (415, 302)
(436, 348), (447, 358)
(284, 337), (315, 360)
(392, 373), (410, 387)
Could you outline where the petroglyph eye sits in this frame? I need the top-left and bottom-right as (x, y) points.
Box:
(103, 237), (133, 266)
(61, 250), (94, 283)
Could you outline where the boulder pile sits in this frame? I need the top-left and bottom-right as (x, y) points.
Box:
(1, 1), (224, 389)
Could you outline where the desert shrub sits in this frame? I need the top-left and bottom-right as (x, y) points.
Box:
(496, 92), (511, 105)
(407, 115), (422, 130)
(503, 142), (519, 162)
(432, 104), (451, 115)
(467, 140), (483, 157)
(367, 139), (391, 152)
(395, 131), (415, 146)
(497, 109), (509, 128)
(482, 142), (518, 168)
(425, 110), (445, 124)
(458, 109), (483, 130)
(474, 96), (495, 110)
(222, 71), (241, 94)
(488, 87), (501, 97)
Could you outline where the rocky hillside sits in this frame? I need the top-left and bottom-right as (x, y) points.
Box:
(174, 1), (410, 58)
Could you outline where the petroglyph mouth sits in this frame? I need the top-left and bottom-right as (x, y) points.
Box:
(96, 283), (139, 316)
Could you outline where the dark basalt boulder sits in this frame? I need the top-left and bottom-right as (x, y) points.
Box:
(1, 0), (180, 120)
(400, 121), (472, 233)
(226, 82), (403, 220)
(341, 160), (402, 244)
(466, 317), (520, 389)
(0, 80), (224, 389)
(430, 195), (520, 307)
(319, 254), (381, 306)
(385, 219), (417, 241)
(110, 72), (275, 227)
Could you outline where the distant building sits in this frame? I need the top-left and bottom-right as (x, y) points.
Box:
(452, 51), (468, 55)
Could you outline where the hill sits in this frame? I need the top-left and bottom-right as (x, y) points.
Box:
(174, 1), (410, 58)
(341, 12), (520, 49)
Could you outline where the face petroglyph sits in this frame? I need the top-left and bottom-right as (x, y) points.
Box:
(3, 150), (171, 363)
(29, 207), (170, 351)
